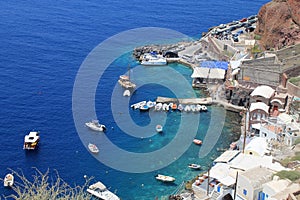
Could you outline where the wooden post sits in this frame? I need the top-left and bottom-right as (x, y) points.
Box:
(234, 171), (238, 200)
(206, 168), (210, 196)
(242, 109), (247, 153)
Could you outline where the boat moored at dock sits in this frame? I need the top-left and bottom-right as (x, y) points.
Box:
(23, 131), (40, 150)
(141, 53), (167, 66)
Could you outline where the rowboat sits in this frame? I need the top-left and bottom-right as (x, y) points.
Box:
(193, 139), (202, 145)
(155, 174), (175, 182)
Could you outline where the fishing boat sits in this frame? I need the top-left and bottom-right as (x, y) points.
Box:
(88, 143), (99, 154)
(85, 120), (106, 132)
(188, 163), (201, 170)
(87, 181), (120, 200)
(156, 124), (163, 133)
(23, 131), (40, 150)
(155, 174), (175, 182)
(193, 139), (202, 145)
(4, 173), (14, 187)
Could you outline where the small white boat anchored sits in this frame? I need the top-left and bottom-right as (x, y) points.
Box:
(85, 120), (106, 132)
(188, 163), (201, 170)
(123, 89), (131, 97)
(87, 181), (120, 200)
(156, 124), (163, 133)
(131, 101), (146, 110)
(88, 143), (99, 154)
(4, 173), (14, 187)
(155, 174), (175, 183)
(193, 139), (202, 145)
(23, 131), (40, 150)
(154, 102), (162, 111)
(118, 74), (136, 89)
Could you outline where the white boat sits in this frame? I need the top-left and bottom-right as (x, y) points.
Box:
(184, 105), (191, 112)
(177, 104), (184, 112)
(139, 104), (149, 111)
(155, 174), (175, 182)
(162, 103), (169, 111)
(156, 124), (163, 133)
(85, 120), (106, 132)
(4, 173), (14, 187)
(88, 143), (99, 154)
(188, 163), (201, 170)
(123, 89), (131, 97)
(146, 100), (156, 109)
(87, 181), (120, 200)
(202, 105), (208, 112)
(154, 102), (162, 111)
(190, 105), (196, 112)
(196, 104), (202, 112)
(141, 53), (167, 66)
(23, 131), (40, 150)
(131, 101), (146, 110)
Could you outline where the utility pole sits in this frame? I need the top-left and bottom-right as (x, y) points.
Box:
(206, 167), (210, 196)
(242, 109), (247, 153)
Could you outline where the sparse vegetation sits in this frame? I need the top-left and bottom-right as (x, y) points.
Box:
(280, 151), (300, 167)
(275, 170), (300, 182)
(289, 76), (300, 86)
(0, 168), (92, 200)
(254, 34), (261, 40)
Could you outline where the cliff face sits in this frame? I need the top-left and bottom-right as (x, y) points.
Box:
(255, 0), (300, 50)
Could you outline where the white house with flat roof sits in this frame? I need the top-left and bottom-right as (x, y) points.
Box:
(236, 167), (273, 200)
(260, 178), (291, 200)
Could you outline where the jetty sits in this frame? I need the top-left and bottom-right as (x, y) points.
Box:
(156, 96), (212, 105)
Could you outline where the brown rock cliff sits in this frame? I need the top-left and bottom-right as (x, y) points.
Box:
(255, 0), (300, 50)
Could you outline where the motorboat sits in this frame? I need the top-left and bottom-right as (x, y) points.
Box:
(146, 100), (156, 109)
(162, 103), (169, 111)
(123, 89), (131, 97)
(88, 143), (99, 154)
(155, 174), (175, 183)
(141, 53), (167, 66)
(193, 139), (202, 145)
(131, 101), (146, 110)
(190, 105), (196, 112)
(202, 105), (208, 112)
(154, 102), (162, 111)
(177, 104), (184, 112)
(188, 164), (201, 170)
(156, 124), (163, 133)
(4, 173), (14, 187)
(23, 131), (40, 150)
(139, 104), (149, 111)
(118, 74), (136, 89)
(196, 104), (202, 112)
(184, 105), (191, 112)
(87, 181), (120, 200)
(85, 120), (106, 132)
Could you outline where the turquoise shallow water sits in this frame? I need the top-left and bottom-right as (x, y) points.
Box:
(0, 0), (267, 199)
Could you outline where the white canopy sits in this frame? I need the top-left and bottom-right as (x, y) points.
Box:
(249, 102), (269, 113)
(229, 60), (241, 70)
(250, 85), (275, 99)
(209, 68), (225, 79)
(191, 67), (209, 78)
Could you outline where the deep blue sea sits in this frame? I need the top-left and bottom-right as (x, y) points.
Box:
(0, 0), (269, 199)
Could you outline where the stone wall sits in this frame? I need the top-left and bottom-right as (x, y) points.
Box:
(287, 81), (300, 97)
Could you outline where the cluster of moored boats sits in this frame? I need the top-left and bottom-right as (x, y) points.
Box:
(131, 100), (208, 113)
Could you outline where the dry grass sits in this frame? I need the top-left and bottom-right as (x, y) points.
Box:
(1, 168), (93, 200)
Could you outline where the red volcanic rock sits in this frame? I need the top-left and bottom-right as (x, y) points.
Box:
(255, 0), (300, 50)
